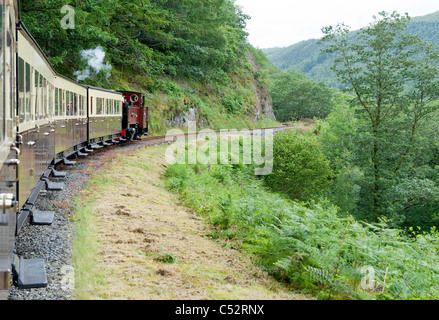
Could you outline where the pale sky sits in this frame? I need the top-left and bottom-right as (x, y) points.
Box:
(234, 0), (439, 48)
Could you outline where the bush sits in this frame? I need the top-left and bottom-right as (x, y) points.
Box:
(265, 130), (333, 202)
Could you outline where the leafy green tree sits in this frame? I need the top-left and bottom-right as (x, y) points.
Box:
(20, 0), (251, 86)
(265, 130), (333, 202)
(320, 11), (439, 222)
(270, 70), (334, 121)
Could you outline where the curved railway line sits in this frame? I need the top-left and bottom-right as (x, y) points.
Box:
(7, 125), (292, 300)
(0, 0), (296, 301)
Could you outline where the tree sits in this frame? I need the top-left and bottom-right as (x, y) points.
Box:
(265, 130), (333, 202)
(270, 70), (335, 121)
(320, 11), (439, 222)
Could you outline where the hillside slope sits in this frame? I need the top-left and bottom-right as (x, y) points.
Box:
(263, 10), (439, 88)
(20, 0), (277, 134)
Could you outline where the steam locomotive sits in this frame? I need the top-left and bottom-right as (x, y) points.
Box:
(0, 0), (149, 298)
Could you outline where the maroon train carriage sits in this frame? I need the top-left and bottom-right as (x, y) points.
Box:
(120, 91), (149, 141)
(0, 0), (154, 298)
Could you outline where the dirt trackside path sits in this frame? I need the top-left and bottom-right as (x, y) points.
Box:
(76, 143), (311, 300)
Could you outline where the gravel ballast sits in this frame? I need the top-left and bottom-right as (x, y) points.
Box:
(7, 139), (160, 300)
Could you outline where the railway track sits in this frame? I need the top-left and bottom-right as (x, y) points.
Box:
(7, 125), (292, 300)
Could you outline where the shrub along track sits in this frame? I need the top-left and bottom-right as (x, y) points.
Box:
(9, 126), (311, 300)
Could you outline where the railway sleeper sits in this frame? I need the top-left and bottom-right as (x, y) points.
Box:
(31, 209), (55, 226)
(11, 253), (47, 290)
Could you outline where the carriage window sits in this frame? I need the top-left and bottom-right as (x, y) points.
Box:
(80, 95), (85, 116)
(113, 100), (117, 114)
(68, 92), (75, 116)
(25, 63), (31, 121)
(96, 97), (103, 115)
(105, 99), (109, 115)
(65, 91), (70, 116)
(18, 58), (25, 123)
(58, 88), (62, 116)
(34, 71), (39, 120)
(40, 74), (44, 119)
(78, 95), (81, 116)
(49, 84), (54, 117)
(42, 76), (47, 118)
(73, 93), (77, 116)
(60, 90), (64, 116)
(55, 88), (59, 116)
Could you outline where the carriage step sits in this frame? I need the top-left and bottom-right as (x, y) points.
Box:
(111, 139), (120, 144)
(45, 181), (64, 191)
(51, 169), (67, 178)
(90, 144), (103, 150)
(77, 151), (87, 157)
(63, 158), (76, 166)
(119, 137), (127, 142)
(82, 148), (93, 153)
(13, 257), (47, 289)
(31, 210), (55, 225)
(101, 141), (112, 146)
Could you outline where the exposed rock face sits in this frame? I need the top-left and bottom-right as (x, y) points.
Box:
(166, 53), (276, 129)
(167, 107), (209, 129)
(255, 90), (276, 121)
(248, 53), (276, 122)
(168, 107), (196, 128)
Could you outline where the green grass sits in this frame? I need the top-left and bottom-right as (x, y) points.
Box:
(71, 170), (115, 299)
(72, 196), (106, 300)
(165, 139), (439, 300)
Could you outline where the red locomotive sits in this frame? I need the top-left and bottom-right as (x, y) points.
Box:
(120, 91), (149, 141)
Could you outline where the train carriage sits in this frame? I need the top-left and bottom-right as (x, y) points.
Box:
(16, 20), (58, 212)
(87, 86), (123, 146)
(52, 74), (88, 158)
(0, 0), (150, 298)
(0, 0), (19, 300)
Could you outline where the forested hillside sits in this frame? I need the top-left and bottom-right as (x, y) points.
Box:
(263, 11), (439, 88)
(20, 0), (278, 133)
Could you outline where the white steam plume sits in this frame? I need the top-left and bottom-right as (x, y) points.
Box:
(74, 46), (112, 81)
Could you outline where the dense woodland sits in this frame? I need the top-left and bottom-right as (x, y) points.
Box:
(21, 1), (439, 299)
(20, 0), (278, 133)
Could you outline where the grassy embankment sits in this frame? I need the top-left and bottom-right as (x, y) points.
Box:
(71, 143), (310, 300)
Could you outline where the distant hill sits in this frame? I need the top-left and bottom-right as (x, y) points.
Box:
(263, 11), (439, 88)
